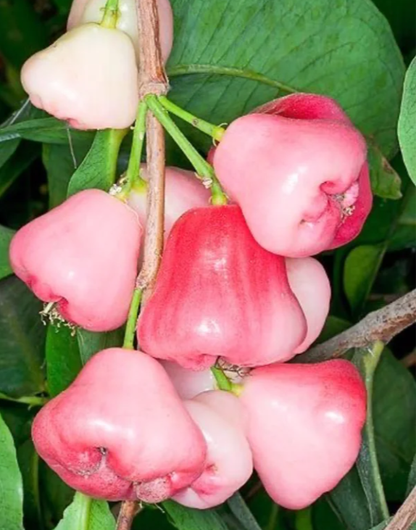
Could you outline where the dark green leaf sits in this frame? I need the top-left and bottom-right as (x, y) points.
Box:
(0, 141), (40, 198)
(17, 439), (43, 530)
(227, 493), (262, 530)
(40, 463), (74, 530)
(77, 328), (124, 365)
(0, 139), (20, 170)
(0, 118), (94, 147)
(0, 276), (46, 397)
(168, 0), (404, 156)
(0, 225), (14, 280)
(53, 493), (115, 530)
(133, 507), (175, 530)
(0, 411), (24, 530)
(327, 467), (372, 530)
(353, 346), (389, 526)
(163, 500), (228, 530)
(398, 56), (416, 184)
(374, 351), (416, 501)
(367, 142), (402, 200)
(67, 129), (127, 196)
(46, 325), (82, 397)
(0, 0), (47, 68)
(371, 0), (415, 54)
(343, 245), (384, 316)
(43, 142), (93, 209)
(388, 186), (416, 251)
(406, 454), (416, 496)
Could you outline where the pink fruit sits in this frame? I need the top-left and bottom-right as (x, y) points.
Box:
(10, 189), (141, 331)
(286, 257), (331, 353)
(32, 348), (207, 503)
(212, 93), (372, 257)
(240, 360), (367, 509)
(138, 205), (307, 369)
(67, 0), (173, 65)
(160, 361), (216, 399)
(127, 166), (210, 240)
(173, 391), (253, 508)
(21, 24), (139, 130)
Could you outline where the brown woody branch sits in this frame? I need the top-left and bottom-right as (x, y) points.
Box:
(385, 485), (416, 530)
(117, 0), (168, 528)
(298, 289), (416, 363)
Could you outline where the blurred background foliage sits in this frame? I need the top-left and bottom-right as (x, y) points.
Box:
(0, 0), (414, 529)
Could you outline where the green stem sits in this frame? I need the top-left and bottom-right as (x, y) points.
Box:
(100, 0), (119, 29)
(211, 367), (232, 391)
(158, 96), (225, 141)
(123, 288), (143, 350)
(123, 101), (148, 196)
(75, 492), (92, 530)
(145, 94), (227, 205)
(353, 341), (390, 523)
(0, 392), (47, 406)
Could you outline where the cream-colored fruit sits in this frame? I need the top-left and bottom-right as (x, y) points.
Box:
(21, 24), (139, 130)
(67, 0), (173, 64)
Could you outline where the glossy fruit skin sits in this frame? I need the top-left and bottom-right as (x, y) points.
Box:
(138, 205), (307, 370)
(286, 257), (331, 353)
(32, 349), (207, 503)
(240, 360), (367, 509)
(10, 190), (141, 332)
(212, 93), (372, 257)
(68, 0), (173, 64)
(21, 24), (139, 130)
(160, 361), (216, 399)
(173, 391), (253, 508)
(128, 166), (210, 240)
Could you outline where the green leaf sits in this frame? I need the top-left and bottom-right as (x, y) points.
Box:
(227, 493), (262, 530)
(43, 141), (93, 209)
(406, 453), (416, 496)
(46, 325), (82, 397)
(67, 129), (127, 196)
(17, 439), (43, 530)
(388, 186), (416, 251)
(77, 328), (124, 365)
(163, 500), (228, 530)
(53, 492), (115, 530)
(327, 467), (372, 530)
(0, 225), (14, 280)
(0, 139), (20, 170)
(0, 117), (94, 147)
(367, 142), (402, 200)
(168, 0), (404, 157)
(0, 411), (24, 530)
(0, 0), (47, 69)
(0, 141), (40, 198)
(0, 276), (46, 397)
(374, 351), (416, 501)
(343, 245), (384, 316)
(398, 56), (416, 184)
(353, 345), (389, 526)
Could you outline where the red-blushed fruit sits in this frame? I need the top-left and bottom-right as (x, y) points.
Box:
(239, 360), (367, 509)
(173, 391), (253, 508)
(21, 24), (139, 130)
(32, 349), (207, 503)
(9, 190), (141, 331)
(127, 166), (210, 240)
(67, 0), (173, 65)
(286, 257), (331, 353)
(137, 205), (307, 370)
(212, 93), (372, 257)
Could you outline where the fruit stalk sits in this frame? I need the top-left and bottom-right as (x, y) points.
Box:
(145, 94), (227, 205)
(122, 100), (148, 195)
(116, 0), (168, 526)
(101, 0), (120, 29)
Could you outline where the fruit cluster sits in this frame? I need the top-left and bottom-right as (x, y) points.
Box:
(13, 0), (372, 512)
